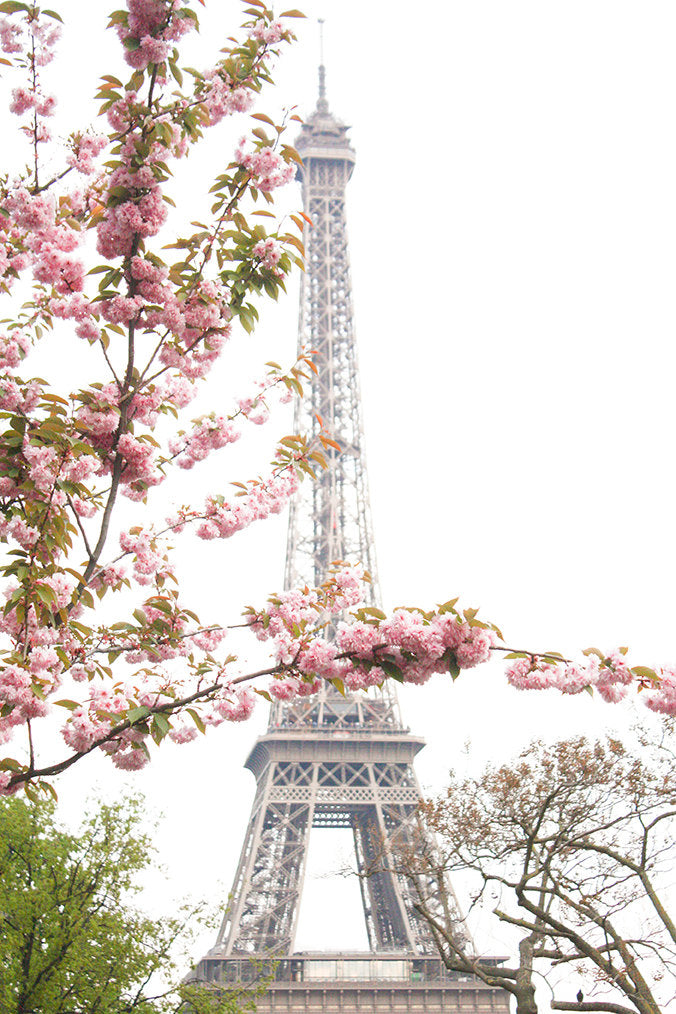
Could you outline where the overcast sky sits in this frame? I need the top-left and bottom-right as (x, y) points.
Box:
(31, 0), (676, 965)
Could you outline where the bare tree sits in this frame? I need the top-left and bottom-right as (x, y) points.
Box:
(390, 731), (676, 1014)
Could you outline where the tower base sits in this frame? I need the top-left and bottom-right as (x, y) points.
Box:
(193, 952), (510, 1014)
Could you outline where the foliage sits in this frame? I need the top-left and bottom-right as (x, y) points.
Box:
(0, 0), (512, 795)
(0, 0), (673, 798)
(401, 731), (676, 1014)
(0, 792), (263, 1013)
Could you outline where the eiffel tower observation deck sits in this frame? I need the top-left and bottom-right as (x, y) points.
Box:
(194, 64), (509, 1014)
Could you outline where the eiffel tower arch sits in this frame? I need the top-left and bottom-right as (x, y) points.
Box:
(213, 690), (444, 957)
(194, 67), (510, 1014)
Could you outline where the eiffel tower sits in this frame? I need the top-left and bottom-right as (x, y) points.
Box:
(195, 64), (510, 1014)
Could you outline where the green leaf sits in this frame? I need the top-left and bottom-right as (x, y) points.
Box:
(35, 584), (57, 607)
(186, 707), (205, 734)
(630, 665), (658, 683)
(54, 699), (79, 712)
(379, 657), (404, 682)
(169, 60), (183, 86)
(126, 706), (151, 724)
(329, 677), (346, 697)
(147, 597), (172, 615)
(153, 713), (171, 735)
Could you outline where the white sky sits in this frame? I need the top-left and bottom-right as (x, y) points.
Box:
(17, 0), (676, 978)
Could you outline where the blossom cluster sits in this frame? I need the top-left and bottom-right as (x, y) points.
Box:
(67, 131), (108, 175)
(192, 468), (300, 541)
(0, 331), (30, 369)
(505, 649), (676, 715)
(201, 68), (254, 126)
(235, 141), (296, 192)
(168, 415), (241, 469)
(1, 185), (87, 304)
(247, 569), (497, 702)
(506, 651), (634, 703)
(119, 528), (174, 586)
(115, 0), (196, 70)
(0, 573), (82, 756)
(96, 150), (170, 261)
(248, 20), (286, 45)
(252, 237), (283, 274)
(2, 10), (61, 158)
(644, 668), (676, 715)
(58, 670), (256, 772)
(5, 15), (60, 65)
(0, 16), (22, 54)
(72, 382), (164, 501)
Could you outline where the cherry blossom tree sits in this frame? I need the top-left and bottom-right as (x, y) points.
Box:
(0, 0), (674, 797)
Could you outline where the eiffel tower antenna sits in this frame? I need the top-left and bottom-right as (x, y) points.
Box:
(194, 63), (510, 1014)
(317, 19), (328, 112)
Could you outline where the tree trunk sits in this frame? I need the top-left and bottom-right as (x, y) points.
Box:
(514, 936), (539, 1014)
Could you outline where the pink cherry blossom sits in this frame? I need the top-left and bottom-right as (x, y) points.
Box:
(249, 20), (286, 44)
(9, 87), (36, 115)
(252, 237), (283, 270)
(169, 415), (240, 469)
(0, 17), (22, 53)
(202, 71), (253, 125)
(235, 141), (296, 192)
(67, 131), (107, 174)
(455, 627), (495, 669)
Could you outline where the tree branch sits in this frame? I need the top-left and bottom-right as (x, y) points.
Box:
(552, 1003), (638, 1014)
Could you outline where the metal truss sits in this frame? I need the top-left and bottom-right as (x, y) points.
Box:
(209, 72), (469, 970)
(284, 81), (379, 601)
(214, 738), (465, 956)
(268, 675), (402, 731)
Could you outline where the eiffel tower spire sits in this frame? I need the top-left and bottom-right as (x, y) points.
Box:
(194, 64), (509, 1014)
(317, 19), (328, 111)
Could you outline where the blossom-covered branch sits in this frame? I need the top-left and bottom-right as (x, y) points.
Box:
(0, 0), (671, 799)
(0, 0), (316, 792)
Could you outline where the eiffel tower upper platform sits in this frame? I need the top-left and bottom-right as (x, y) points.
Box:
(193, 60), (510, 1014)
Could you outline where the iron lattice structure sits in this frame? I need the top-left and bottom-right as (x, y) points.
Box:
(205, 70), (470, 970)
(284, 65), (378, 601)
